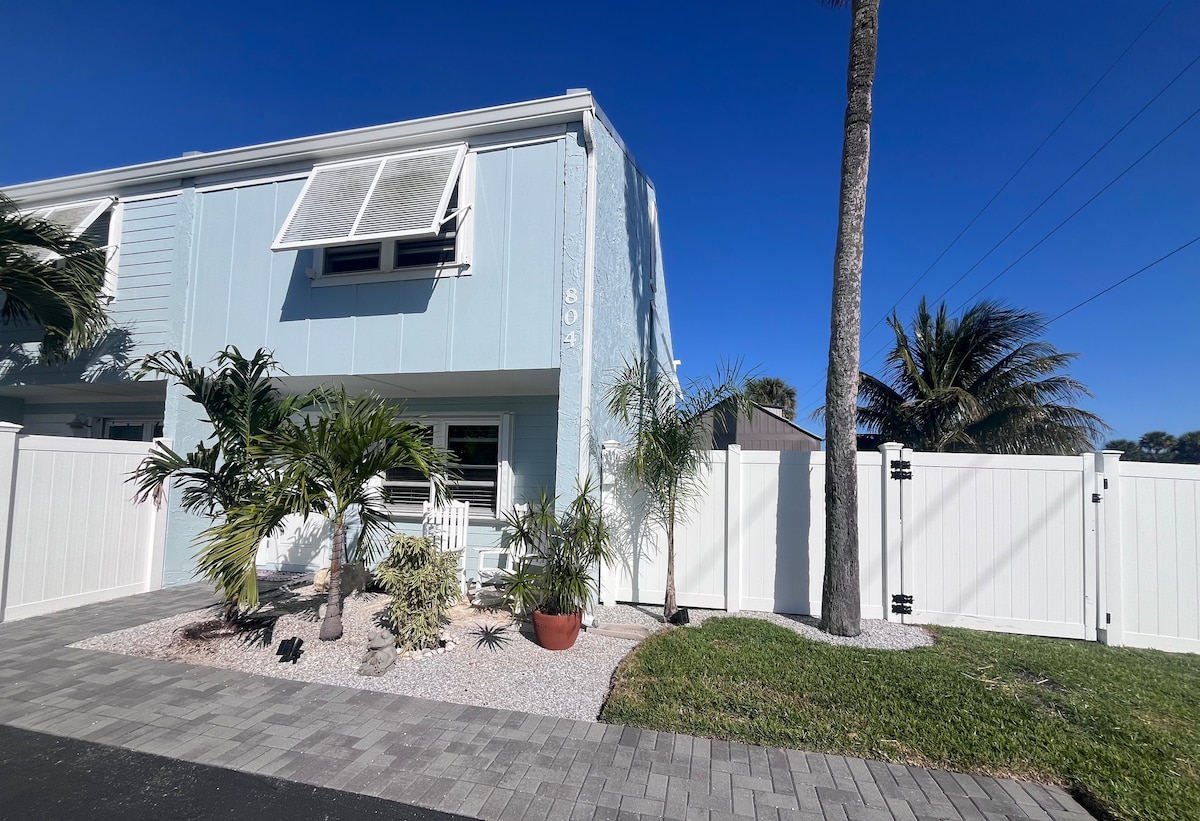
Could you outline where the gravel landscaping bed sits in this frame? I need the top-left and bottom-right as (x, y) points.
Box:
(594, 604), (933, 650)
(74, 590), (931, 723)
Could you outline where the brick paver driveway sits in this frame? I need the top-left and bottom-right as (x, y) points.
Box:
(0, 586), (1093, 820)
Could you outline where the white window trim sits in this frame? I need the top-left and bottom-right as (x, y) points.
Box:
(307, 152), (476, 286)
(100, 417), (164, 442)
(382, 412), (513, 520)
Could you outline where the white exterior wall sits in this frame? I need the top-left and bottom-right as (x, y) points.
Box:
(0, 430), (166, 622)
(602, 444), (1200, 654)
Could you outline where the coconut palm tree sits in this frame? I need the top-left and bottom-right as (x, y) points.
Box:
(606, 358), (750, 622)
(247, 390), (450, 641)
(858, 299), (1107, 454)
(0, 192), (110, 360)
(820, 0), (881, 637)
(130, 347), (328, 619)
(746, 377), (799, 420)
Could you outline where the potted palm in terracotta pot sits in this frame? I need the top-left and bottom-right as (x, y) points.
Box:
(501, 479), (612, 650)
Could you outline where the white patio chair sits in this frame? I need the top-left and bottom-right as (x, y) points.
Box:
(422, 500), (469, 597)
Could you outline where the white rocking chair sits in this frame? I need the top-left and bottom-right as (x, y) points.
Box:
(422, 500), (469, 597)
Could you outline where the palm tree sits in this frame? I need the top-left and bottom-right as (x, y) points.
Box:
(821, 0), (881, 637)
(858, 299), (1107, 454)
(248, 390), (450, 641)
(746, 377), (798, 420)
(1103, 439), (1145, 462)
(606, 358), (750, 622)
(131, 347), (328, 619)
(1138, 431), (1177, 461)
(0, 192), (110, 360)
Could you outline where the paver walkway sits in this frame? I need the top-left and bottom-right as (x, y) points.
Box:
(0, 586), (1093, 821)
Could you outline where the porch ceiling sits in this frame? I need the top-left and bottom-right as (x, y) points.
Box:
(273, 368), (559, 399)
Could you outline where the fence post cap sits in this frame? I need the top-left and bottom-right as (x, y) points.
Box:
(879, 441), (905, 451)
(0, 421), (23, 434)
(601, 440), (621, 450)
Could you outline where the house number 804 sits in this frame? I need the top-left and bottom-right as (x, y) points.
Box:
(563, 288), (581, 347)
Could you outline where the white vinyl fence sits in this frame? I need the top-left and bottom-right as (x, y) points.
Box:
(0, 423), (167, 622)
(600, 442), (1200, 654)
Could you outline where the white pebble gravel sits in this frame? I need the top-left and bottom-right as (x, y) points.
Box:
(74, 589), (932, 723)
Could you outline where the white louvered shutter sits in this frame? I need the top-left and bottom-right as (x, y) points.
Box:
(23, 198), (114, 262)
(272, 144), (466, 251)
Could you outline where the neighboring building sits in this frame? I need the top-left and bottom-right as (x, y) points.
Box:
(3, 91), (674, 586)
(702, 401), (822, 452)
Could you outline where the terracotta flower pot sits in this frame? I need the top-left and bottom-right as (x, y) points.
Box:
(532, 610), (583, 650)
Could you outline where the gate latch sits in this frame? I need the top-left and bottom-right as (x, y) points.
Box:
(1091, 493), (1102, 503)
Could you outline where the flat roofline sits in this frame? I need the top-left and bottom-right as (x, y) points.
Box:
(6, 91), (619, 206)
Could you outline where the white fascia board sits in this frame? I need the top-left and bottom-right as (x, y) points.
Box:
(6, 92), (598, 208)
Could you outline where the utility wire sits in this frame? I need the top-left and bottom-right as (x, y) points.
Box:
(953, 102), (1200, 310)
(1045, 233), (1200, 325)
(859, 0), (1174, 343)
(801, 96), (1200, 419)
(935, 52), (1200, 309)
(795, 2), (1174, 416)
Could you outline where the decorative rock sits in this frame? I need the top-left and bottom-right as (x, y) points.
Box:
(444, 641), (456, 651)
(436, 647), (444, 654)
(357, 643), (396, 676)
(313, 563), (369, 595)
(366, 628), (394, 650)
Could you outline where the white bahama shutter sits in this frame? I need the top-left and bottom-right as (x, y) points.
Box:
(272, 144), (467, 251)
(23, 197), (115, 262)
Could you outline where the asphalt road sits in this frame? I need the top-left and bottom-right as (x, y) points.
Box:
(0, 724), (477, 820)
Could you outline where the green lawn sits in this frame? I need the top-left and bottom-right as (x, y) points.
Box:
(600, 617), (1200, 821)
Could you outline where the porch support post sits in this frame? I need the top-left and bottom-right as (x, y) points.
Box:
(725, 445), (743, 613)
(599, 440), (621, 606)
(0, 422), (23, 623)
(879, 442), (904, 622)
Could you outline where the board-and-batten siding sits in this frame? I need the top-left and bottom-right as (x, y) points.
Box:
(185, 140), (566, 376)
(110, 195), (178, 357)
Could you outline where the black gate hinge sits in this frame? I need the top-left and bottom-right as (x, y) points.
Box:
(891, 593), (913, 615)
(890, 459), (912, 480)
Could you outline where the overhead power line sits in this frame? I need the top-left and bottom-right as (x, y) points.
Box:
(937, 53), (1200, 309)
(859, 0), (1174, 344)
(953, 102), (1200, 310)
(1045, 233), (1200, 325)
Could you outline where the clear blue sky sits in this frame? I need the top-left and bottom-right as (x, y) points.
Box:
(3, 0), (1197, 442)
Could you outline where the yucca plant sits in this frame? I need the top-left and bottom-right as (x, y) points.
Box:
(501, 479), (613, 617)
(374, 534), (461, 651)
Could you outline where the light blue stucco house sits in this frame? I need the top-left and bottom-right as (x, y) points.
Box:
(3, 91), (675, 586)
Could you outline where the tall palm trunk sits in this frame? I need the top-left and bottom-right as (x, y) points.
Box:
(664, 496), (678, 621)
(319, 514), (346, 641)
(821, 0), (879, 637)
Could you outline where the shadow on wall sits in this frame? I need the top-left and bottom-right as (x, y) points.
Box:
(623, 156), (654, 363)
(0, 326), (136, 387)
(279, 250), (438, 321)
(259, 507), (367, 572)
(773, 455), (815, 616)
(602, 448), (658, 603)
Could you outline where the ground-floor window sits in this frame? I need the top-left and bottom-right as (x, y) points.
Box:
(382, 415), (512, 517)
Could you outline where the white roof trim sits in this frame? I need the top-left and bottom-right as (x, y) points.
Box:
(6, 92), (601, 207)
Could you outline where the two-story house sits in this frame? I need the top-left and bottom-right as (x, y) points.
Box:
(3, 91), (674, 587)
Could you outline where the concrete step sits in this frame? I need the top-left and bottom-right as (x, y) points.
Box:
(588, 623), (653, 641)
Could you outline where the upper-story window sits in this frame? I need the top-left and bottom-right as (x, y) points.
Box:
(271, 144), (472, 283)
(27, 197), (122, 299)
